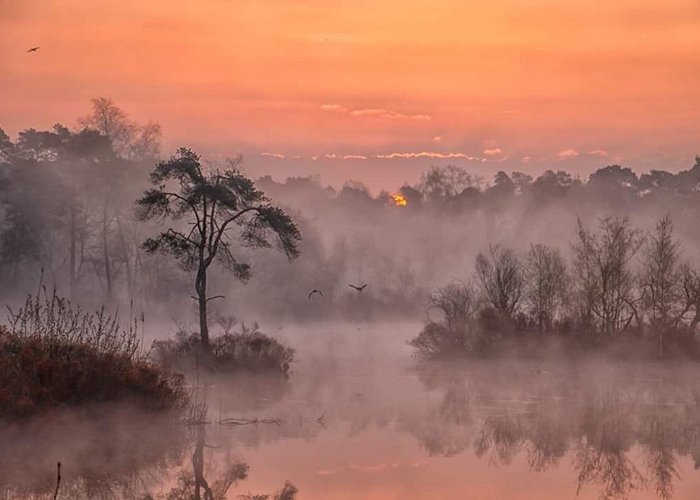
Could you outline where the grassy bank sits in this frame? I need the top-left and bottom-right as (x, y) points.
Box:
(0, 289), (186, 418)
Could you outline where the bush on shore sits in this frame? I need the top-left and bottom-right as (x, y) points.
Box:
(412, 216), (700, 361)
(410, 282), (700, 360)
(0, 288), (186, 418)
(410, 283), (489, 359)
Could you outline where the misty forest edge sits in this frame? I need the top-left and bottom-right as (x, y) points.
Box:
(2, 98), (700, 419)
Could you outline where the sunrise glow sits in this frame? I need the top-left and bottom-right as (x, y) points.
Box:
(2, 1), (699, 188)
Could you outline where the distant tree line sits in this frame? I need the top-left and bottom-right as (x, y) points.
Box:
(398, 161), (700, 209)
(0, 98), (161, 305)
(258, 160), (700, 213)
(2, 102), (700, 323)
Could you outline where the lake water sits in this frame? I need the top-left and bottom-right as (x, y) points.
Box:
(3, 321), (700, 499)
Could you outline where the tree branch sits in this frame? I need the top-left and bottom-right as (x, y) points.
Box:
(190, 294), (225, 302)
(163, 191), (203, 236)
(207, 206), (263, 267)
(166, 228), (198, 247)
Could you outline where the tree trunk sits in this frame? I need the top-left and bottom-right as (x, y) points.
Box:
(690, 311), (700, 339)
(69, 201), (77, 300)
(196, 266), (210, 349)
(115, 214), (134, 298)
(192, 425), (205, 500)
(101, 204), (113, 302)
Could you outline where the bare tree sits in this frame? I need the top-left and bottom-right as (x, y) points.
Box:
(681, 267), (700, 338)
(136, 148), (301, 349)
(474, 245), (524, 321)
(572, 217), (644, 338)
(410, 282), (479, 358)
(429, 282), (476, 332)
(79, 97), (161, 161)
(417, 165), (481, 202)
(525, 243), (567, 333)
(128, 120), (161, 161)
(639, 215), (686, 354)
(79, 98), (136, 156)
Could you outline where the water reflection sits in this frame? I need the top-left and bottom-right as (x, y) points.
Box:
(156, 400), (298, 500)
(409, 361), (700, 499)
(0, 374), (301, 500)
(4, 343), (700, 499)
(0, 404), (186, 499)
(153, 419), (249, 500)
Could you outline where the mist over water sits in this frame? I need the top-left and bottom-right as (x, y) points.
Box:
(4, 321), (700, 499)
(2, 102), (700, 499)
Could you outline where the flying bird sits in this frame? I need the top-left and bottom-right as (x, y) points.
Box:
(348, 284), (367, 292)
(27, 47), (40, 53)
(308, 289), (323, 300)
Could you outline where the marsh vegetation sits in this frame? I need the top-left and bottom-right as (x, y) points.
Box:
(411, 215), (700, 360)
(0, 285), (185, 417)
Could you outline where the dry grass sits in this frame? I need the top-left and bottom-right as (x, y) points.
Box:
(0, 287), (186, 418)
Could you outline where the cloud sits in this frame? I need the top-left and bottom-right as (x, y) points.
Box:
(483, 147), (503, 156)
(260, 149), (507, 163)
(349, 108), (387, 117)
(350, 108), (431, 121)
(432, 136), (442, 143)
(386, 112), (431, 121)
(558, 149), (579, 158)
(375, 151), (487, 161)
(588, 149), (609, 157)
(322, 104), (431, 121)
(521, 156), (531, 163)
(321, 104), (348, 112)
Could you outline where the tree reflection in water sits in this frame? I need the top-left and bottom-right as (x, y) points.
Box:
(6, 355), (700, 499)
(410, 361), (700, 499)
(0, 375), (300, 500)
(0, 403), (187, 499)
(155, 400), (297, 500)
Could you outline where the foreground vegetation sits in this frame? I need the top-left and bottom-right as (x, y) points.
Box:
(412, 214), (700, 359)
(0, 287), (185, 417)
(0, 285), (295, 419)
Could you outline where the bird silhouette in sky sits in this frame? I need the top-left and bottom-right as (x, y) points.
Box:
(27, 47), (40, 53)
(308, 289), (323, 300)
(348, 283), (367, 292)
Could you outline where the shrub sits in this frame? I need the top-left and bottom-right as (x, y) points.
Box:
(410, 321), (471, 359)
(7, 287), (141, 357)
(0, 288), (186, 418)
(152, 322), (294, 375)
(410, 283), (485, 359)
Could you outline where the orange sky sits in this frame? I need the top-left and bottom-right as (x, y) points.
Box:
(1, 0), (699, 188)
